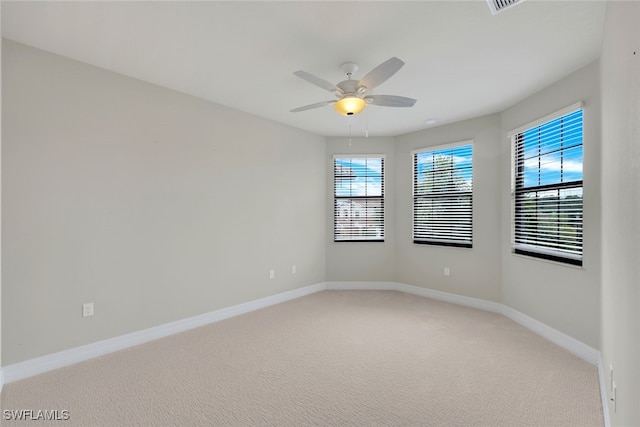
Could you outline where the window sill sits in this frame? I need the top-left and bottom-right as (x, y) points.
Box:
(334, 240), (385, 243)
(510, 251), (584, 270)
(413, 240), (472, 249)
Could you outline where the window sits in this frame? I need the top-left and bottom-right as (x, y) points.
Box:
(333, 156), (384, 242)
(511, 105), (583, 266)
(412, 142), (473, 247)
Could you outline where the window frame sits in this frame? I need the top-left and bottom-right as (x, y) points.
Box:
(333, 154), (385, 243)
(411, 140), (474, 248)
(509, 102), (584, 266)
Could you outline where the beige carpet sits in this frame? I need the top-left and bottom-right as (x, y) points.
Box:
(1, 290), (603, 426)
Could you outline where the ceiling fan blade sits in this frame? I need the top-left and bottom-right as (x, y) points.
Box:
(289, 100), (336, 113)
(365, 95), (417, 107)
(293, 70), (341, 93)
(358, 57), (405, 91)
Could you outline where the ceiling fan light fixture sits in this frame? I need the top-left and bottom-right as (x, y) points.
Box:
(334, 96), (366, 116)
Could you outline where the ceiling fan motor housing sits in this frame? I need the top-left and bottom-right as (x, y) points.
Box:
(336, 79), (361, 97)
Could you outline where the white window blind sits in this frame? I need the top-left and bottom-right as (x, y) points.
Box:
(334, 156), (384, 242)
(413, 142), (473, 247)
(512, 108), (583, 265)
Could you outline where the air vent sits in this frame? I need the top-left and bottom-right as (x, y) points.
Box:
(487, 0), (525, 15)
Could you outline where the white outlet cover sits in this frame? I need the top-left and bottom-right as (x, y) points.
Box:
(82, 302), (94, 317)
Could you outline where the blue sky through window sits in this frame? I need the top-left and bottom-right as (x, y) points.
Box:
(522, 110), (583, 188)
(334, 157), (383, 197)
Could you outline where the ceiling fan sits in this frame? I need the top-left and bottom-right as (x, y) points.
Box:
(290, 57), (417, 116)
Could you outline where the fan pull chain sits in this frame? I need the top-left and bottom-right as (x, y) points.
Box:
(344, 115), (352, 146)
(365, 108), (369, 138)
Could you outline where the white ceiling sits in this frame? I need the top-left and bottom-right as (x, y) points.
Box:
(1, 1), (606, 137)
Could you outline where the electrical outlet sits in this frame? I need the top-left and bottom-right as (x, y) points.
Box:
(82, 302), (94, 317)
(269, 269), (275, 279)
(444, 267), (450, 276)
(291, 265), (297, 274)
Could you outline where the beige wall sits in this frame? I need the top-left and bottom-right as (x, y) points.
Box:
(500, 61), (601, 349)
(328, 63), (602, 350)
(2, 40), (326, 365)
(394, 115), (503, 302)
(325, 137), (396, 282)
(600, 1), (640, 425)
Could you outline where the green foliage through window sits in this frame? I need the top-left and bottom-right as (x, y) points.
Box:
(413, 143), (473, 247)
(513, 109), (583, 265)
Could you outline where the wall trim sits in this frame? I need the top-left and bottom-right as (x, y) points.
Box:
(326, 281), (599, 363)
(3, 279), (606, 427)
(499, 304), (599, 364)
(598, 355), (612, 427)
(324, 281), (501, 314)
(325, 281), (396, 291)
(2, 282), (326, 384)
(326, 281), (608, 426)
(394, 282), (503, 314)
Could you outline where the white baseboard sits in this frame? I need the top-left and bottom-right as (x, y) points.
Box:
(325, 281), (396, 291)
(2, 282), (326, 384)
(500, 303), (610, 426)
(326, 281), (609, 424)
(499, 305), (599, 364)
(393, 282), (503, 314)
(327, 281), (599, 363)
(2, 278), (603, 423)
(325, 282), (502, 314)
(597, 355), (612, 427)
